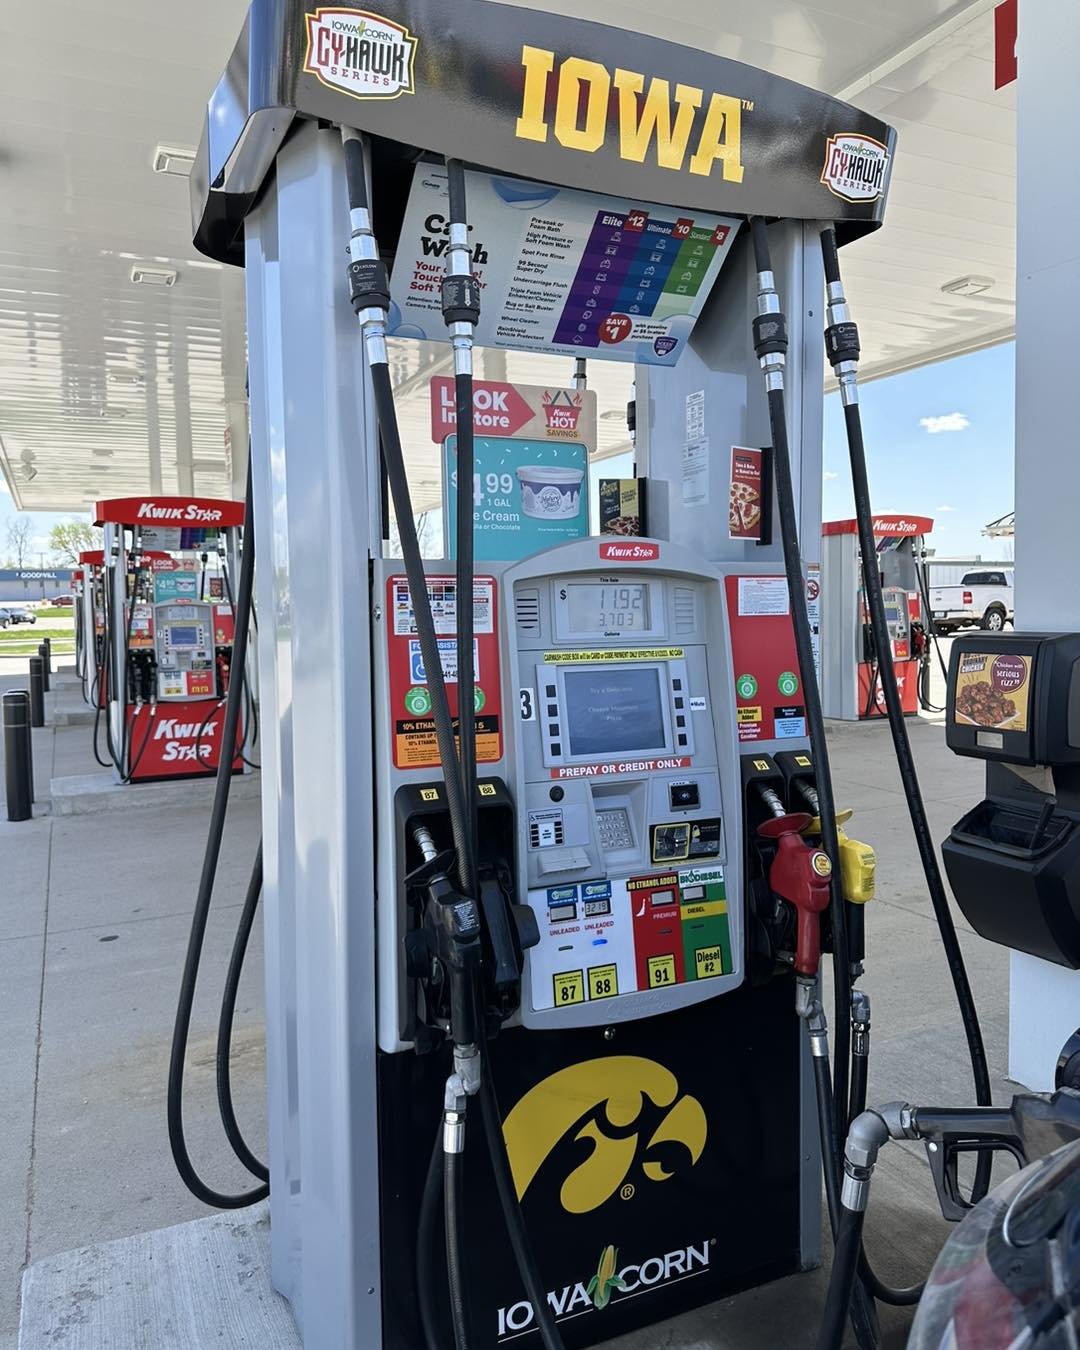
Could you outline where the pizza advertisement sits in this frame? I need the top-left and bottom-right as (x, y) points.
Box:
(953, 651), (1033, 732)
(729, 446), (764, 540)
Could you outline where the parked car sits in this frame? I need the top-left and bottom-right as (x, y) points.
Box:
(930, 569), (1014, 634)
(51, 594), (75, 607)
(0, 608), (10, 629)
(5, 606), (36, 625)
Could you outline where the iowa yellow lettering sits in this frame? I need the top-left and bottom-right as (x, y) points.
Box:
(516, 47), (746, 184)
(613, 70), (702, 170)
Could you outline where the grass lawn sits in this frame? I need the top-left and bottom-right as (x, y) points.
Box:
(35, 606), (76, 619)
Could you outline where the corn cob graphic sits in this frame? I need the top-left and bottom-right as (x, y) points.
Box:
(586, 1244), (628, 1311)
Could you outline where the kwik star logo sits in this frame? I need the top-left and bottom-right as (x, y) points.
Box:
(304, 8), (417, 100)
(135, 502), (223, 523)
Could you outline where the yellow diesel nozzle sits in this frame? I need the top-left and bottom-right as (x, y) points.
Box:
(801, 809), (876, 906)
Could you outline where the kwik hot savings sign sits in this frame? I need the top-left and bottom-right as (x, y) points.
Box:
(433, 378), (598, 563)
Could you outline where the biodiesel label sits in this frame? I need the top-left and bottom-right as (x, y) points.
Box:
(954, 651), (1032, 732)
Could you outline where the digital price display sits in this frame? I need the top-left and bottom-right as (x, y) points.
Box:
(564, 583), (650, 634)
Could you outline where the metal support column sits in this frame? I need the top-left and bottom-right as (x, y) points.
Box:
(244, 119), (382, 1345)
(1008, 0), (1080, 1089)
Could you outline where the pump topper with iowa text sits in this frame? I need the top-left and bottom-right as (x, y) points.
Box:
(193, 0), (896, 266)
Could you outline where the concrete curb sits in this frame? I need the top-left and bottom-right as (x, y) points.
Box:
(49, 769), (261, 816)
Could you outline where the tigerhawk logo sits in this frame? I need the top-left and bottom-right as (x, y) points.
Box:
(502, 1055), (707, 1214)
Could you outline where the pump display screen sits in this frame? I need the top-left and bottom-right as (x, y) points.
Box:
(563, 666), (667, 758)
(168, 625), (200, 648)
(564, 584), (650, 635)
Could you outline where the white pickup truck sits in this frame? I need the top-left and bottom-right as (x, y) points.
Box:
(930, 568), (1014, 634)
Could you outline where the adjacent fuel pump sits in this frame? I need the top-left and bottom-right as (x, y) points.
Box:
(91, 497), (248, 782)
(820, 515), (934, 721)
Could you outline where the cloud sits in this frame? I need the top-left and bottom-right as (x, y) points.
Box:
(823, 471), (839, 481)
(936, 504), (956, 512)
(919, 412), (969, 434)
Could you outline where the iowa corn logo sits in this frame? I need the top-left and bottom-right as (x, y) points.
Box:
(587, 1245), (628, 1310)
(502, 1056), (707, 1214)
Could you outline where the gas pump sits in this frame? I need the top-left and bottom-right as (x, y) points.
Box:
(820, 515), (933, 721)
(91, 497), (248, 782)
(171, 4), (1059, 1348)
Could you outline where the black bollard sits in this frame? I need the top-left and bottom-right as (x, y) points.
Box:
(37, 644), (50, 692)
(4, 690), (33, 821)
(42, 636), (52, 673)
(29, 656), (45, 727)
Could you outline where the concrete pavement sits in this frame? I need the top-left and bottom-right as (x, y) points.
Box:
(4, 658), (1019, 1349)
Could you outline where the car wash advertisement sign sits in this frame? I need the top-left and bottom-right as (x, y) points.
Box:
(392, 164), (739, 367)
(434, 378), (597, 563)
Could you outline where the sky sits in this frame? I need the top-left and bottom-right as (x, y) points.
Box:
(822, 340), (1016, 560)
(0, 340), (1016, 563)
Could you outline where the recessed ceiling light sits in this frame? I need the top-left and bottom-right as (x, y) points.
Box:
(108, 370), (143, 386)
(600, 408), (627, 420)
(130, 265), (178, 287)
(941, 275), (994, 297)
(152, 144), (196, 177)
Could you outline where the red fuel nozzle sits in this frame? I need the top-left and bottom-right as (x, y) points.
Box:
(758, 813), (833, 978)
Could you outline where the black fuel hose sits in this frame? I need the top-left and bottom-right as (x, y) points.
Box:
(813, 1051), (880, 1345)
(216, 840), (269, 1183)
(448, 157), (479, 902)
(167, 460), (269, 1208)
(418, 1123), (446, 1350)
(816, 1204), (867, 1350)
(342, 129), (564, 1350)
(848, 1051), (922, 1307)
(749, 219), (876, 1350)
(748, 219), (853, 1138)
(820, 228), (993, 1208)
(445, 1146), (472, 1349)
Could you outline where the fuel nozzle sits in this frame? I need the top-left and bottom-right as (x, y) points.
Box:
(797, 781), (876, 907)
(755, 783), (832, 978)
(406, 824), (482, 1053)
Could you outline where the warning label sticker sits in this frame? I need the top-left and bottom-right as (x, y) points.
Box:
(543, 647), (684, 664)
(388, 575), (502, 769)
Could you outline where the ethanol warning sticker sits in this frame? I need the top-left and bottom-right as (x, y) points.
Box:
(954, 652), (1032, 732)
(394, 716), (501, 768)
(543, 647), (684, 664)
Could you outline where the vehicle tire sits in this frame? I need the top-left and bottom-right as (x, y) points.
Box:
(982, 607), (1006, 632)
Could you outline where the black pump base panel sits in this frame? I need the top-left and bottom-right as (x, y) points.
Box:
(378, 980), (805, 1348)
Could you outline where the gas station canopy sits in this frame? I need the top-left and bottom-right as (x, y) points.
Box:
(0, 0), (1014, 512)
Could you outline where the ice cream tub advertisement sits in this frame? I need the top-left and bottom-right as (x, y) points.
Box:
(434, 378), (597, 562)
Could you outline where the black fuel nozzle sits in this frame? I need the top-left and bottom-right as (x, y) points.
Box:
(409, 824), (482, 1049)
